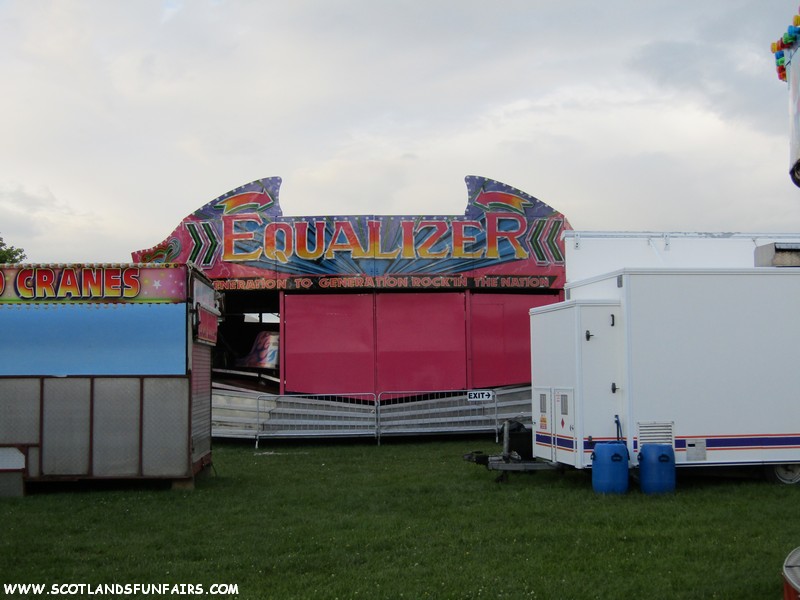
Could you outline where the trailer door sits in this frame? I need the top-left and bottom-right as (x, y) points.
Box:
(554, 388), (576, 464)
(534, 386), (576, 464)
(579, 304), (624, 467)
(534, 387), (555, 462)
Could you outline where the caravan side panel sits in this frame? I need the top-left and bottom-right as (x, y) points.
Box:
(623, 270), (800, 467)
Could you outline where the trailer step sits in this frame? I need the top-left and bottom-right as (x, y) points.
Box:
(463, 450), (558, 472)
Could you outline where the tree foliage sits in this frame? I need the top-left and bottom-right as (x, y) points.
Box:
(0, 235), (26, 264)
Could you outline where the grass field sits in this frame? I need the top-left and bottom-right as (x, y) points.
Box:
(1, 437), (799, 599)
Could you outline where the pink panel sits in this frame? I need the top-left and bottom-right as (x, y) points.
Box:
(284, 294), (375, 394)
(376, 293), (467, 392)
(470, 293), (559, 388)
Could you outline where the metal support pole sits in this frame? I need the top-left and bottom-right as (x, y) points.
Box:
(375, 397), (381, 446)
(494, 392), (499, 444)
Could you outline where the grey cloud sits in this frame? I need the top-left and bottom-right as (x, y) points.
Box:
(1, 1), (799, 262)
(628, 38), (786, 135)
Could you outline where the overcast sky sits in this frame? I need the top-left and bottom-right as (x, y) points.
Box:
(2, 0), (800, 263)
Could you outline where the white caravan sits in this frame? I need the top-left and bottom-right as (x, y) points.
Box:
(530, 268), (800, 483)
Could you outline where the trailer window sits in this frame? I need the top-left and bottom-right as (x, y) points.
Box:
(539, 393), (547, 413)
(560, 394), (569, 416)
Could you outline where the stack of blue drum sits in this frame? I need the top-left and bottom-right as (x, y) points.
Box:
(591, 442), (676, 494)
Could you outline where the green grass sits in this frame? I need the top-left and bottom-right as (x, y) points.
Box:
(2, 438), (799, 599)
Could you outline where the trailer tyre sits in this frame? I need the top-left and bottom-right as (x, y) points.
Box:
(767, 464), (800, 485)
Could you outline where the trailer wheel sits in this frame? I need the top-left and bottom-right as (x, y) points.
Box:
(767, 464), (800, 485)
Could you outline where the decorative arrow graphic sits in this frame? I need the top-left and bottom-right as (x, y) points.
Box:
(185, 221), (220, 266)
(529, 218), (565, 265)
(214, 191), (274, 215)
(473, 189), (531, 215)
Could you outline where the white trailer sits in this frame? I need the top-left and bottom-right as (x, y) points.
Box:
(530, 268), (800, 483)
(563, 231), (800, 282)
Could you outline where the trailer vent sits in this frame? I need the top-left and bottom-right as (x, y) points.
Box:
(637, 421), (674, 447)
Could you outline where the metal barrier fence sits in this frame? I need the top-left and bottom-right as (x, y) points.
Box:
(254, 393), (377, 448)
(377, 390), (498, 445)
(212, 385), (533, 445)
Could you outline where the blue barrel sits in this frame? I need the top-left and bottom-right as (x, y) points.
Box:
(591, 441), (629, 494)
(638, 444), (676, 495)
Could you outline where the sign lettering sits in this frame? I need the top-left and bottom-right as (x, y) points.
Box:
(0, 265), (187, 304)
(132, 176), (570, 292)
